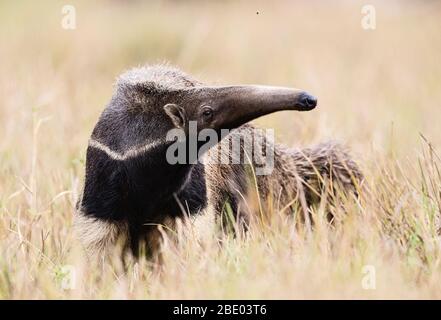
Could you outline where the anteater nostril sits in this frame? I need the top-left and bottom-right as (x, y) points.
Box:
(299, 93), (317, 110)
(305, 95), (317, 107)
(308, 97), (317, 107)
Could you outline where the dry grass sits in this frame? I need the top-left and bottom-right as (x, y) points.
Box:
(1, 0), (441, 299)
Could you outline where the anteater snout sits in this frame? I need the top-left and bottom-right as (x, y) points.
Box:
(297, 93), (318, 111)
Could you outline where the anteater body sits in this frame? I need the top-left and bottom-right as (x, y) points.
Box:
(75, 64), (362, 257)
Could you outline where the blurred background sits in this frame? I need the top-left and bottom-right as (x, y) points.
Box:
(0, 0), (441, 298)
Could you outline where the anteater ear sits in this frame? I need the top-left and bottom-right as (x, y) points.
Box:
(164, 103), (187, 129)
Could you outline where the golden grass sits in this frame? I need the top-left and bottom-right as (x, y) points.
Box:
(1, 0), (441, 299)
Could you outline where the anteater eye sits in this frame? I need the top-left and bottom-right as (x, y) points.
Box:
(202, 107), (213, 119)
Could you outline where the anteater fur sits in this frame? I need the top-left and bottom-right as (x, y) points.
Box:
(75, 64), (363, 259)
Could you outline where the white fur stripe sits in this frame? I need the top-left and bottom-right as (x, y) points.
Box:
(88, 138), (162, 161)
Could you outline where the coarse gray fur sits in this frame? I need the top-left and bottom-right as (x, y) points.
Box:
(75, 63), (363, 258)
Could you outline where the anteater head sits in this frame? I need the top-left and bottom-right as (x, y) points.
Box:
(92, 64), (317, 151)
(79, 64), (318, 243)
